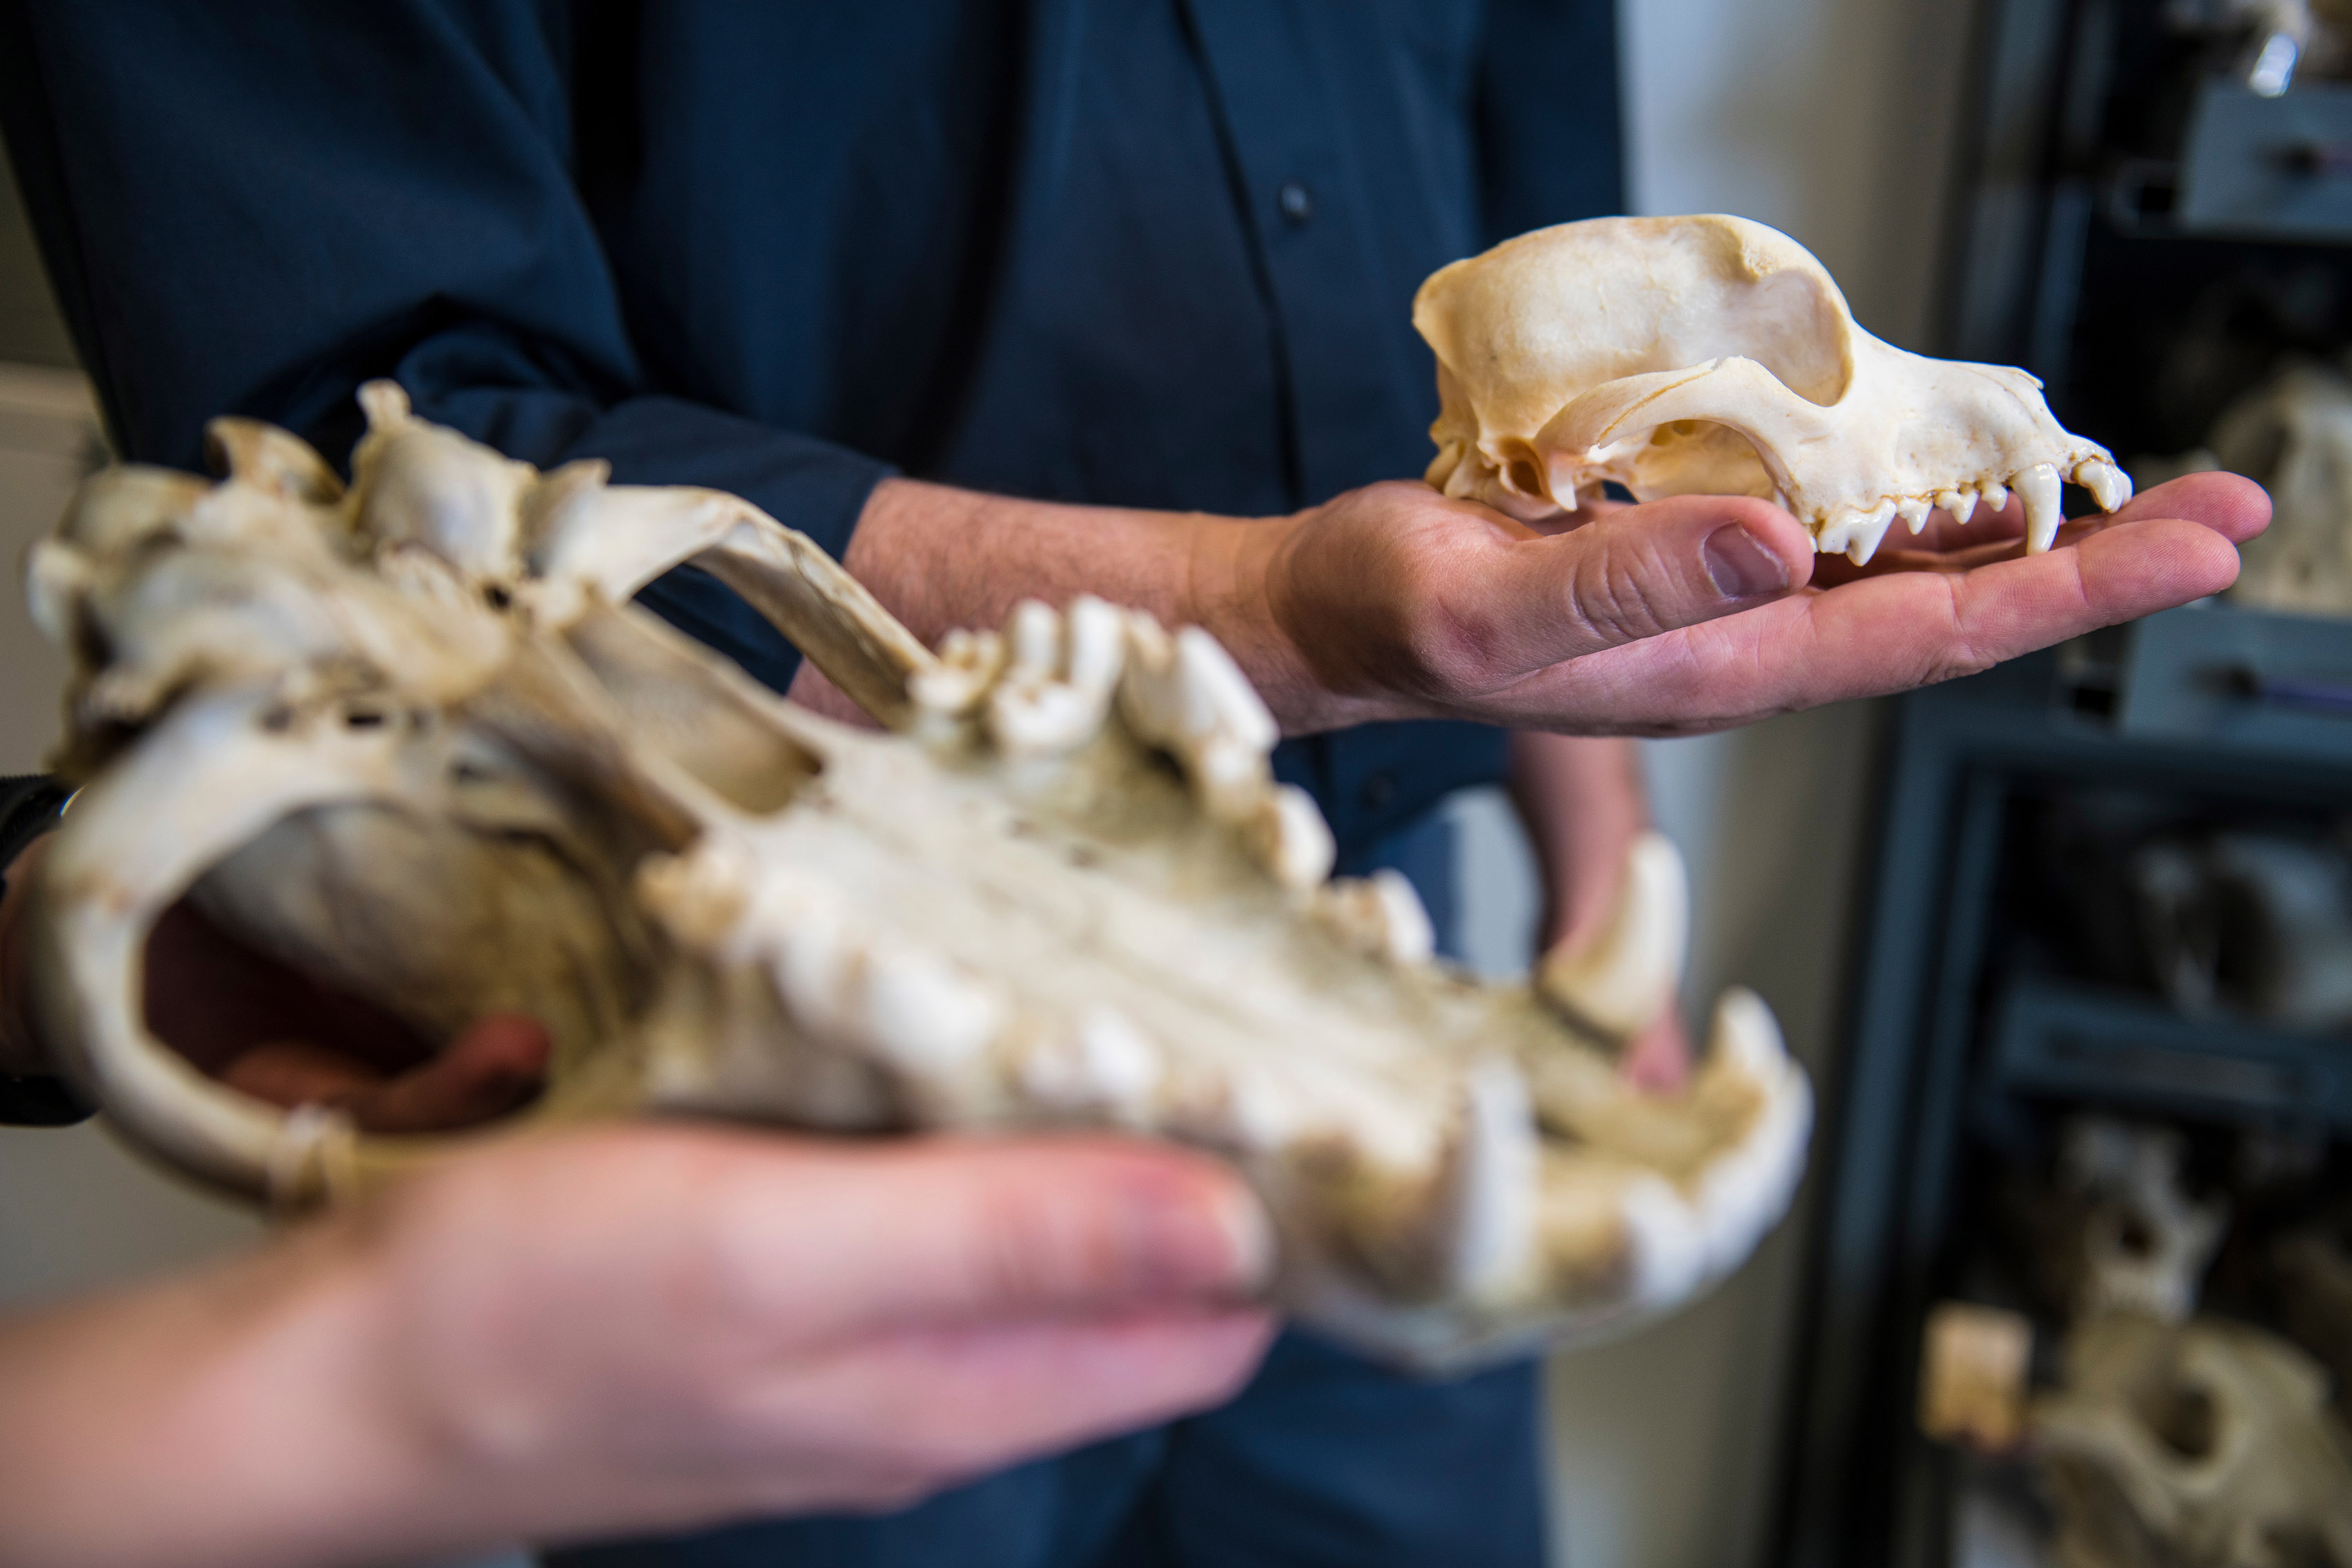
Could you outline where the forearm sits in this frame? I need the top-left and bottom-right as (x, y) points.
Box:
(1507, 732), (1651, 951)
(820, 477), (1388, 735)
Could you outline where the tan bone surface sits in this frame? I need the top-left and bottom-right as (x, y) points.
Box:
(1413, 214), (2133, 564)
(19, 384), (1811, 1371)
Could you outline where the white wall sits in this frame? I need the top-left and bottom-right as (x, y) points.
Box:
(1491, 2), (1980, 1565)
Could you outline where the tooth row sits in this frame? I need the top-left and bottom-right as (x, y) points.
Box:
(1811, 457), (2133, 565)
(1017, 1006), (1164, 1124)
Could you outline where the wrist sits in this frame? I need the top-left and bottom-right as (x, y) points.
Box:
(1204, 507), (1409, 735)
(0, 1214), (471, 1568)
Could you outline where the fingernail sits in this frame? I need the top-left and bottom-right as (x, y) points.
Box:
(1702, 524), (1789, 600)
(1144, 1181), (1278, 1299)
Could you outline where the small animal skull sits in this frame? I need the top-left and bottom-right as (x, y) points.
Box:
(2055, 1119), (2232, 1326)
(2033, 1313), (2352, 1568)
(1413, 215), (2133, 563)
(19, 385), (1812, 1371)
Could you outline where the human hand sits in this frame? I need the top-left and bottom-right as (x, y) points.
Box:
(0, 1126), (1275, 1568)
(1248, 472), (2268, 736)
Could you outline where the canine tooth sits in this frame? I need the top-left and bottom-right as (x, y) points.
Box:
(2017, 462), (2063, 553)
(1691, 989), (1811, 1274)
(2073, 458), (2132, 512)
(1979, 477), (2009, 514)
(1538, 831), (1688, 1041)
(1938, 487), (1977, 526)
(1249, 782), (1337, 891)
(1316, 869), (1436, 966)
(1844, 502), (1897, 566)
(1617, 1173), (1707, 1310)
(1443, 1058), (1541, 1300)
(1896, 498), (1932, 534)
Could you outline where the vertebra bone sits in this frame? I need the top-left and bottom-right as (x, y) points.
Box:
(20, 386), (1812, 1370)
(1414, 215), (2131, 563)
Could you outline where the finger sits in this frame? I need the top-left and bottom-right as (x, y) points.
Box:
(2113, 470), (2269, 543)
(772, 1308), (1277, 1503)
(1618, 1011), (1690, 1094)
(1449, 494), (1815, 678)
(702, 1135), (1276, 1331)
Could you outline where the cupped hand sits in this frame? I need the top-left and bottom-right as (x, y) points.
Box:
(1257, 472), (2268, 736)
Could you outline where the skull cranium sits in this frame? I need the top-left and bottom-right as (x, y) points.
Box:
(19, 384), (1811, 1371)
(1413, 214), (2134, 564)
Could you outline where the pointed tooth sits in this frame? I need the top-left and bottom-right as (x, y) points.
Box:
(987, 681), (1102, 756)
(1897, 498), (1933, 535)
(2073, 458), (2132, 512)
(1939, 487), (1977, 526)
(1174, 627), (1277, 753)
(1979, 478), (2009, 514)
(1007, 599), (1059, 680)
(1844, 503), (1897, 566)
(2017, 462), (2063, 553)
(1616, 1173), (1707, 1310)
(1249, 782), (1336, 891)
(1443, 1058), (1541, 1301)
(1538, 831), (1689, 1041)
(1063, 595), (1125, 691)
(1813, 518), (1847, 556)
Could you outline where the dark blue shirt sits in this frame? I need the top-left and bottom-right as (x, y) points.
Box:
(1, 0), (1622, 858)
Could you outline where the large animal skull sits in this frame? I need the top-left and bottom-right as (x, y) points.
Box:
(1414, 215), (2133, 563)
(2033, 1313), (2352, 1568)
(18, 385), (1811, 1371)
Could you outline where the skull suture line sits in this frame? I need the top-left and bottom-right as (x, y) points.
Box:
(1415, 214), (2134, 563)
(20, 384), (1810, 1371)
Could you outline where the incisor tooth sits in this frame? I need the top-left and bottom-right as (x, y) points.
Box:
(2074, 458), (2133, 512)
(1007, 600), (1059, 680)
(1897, 498), (1932, 534)
(1063, 595), (1124, 691)
(1174, 627), (1278, 752)
(1979, 478), (2009, 514)
(2017, 462), (2063, 553)
(1941, 487), (1977, 526)
(1316, 869), (1436, 966)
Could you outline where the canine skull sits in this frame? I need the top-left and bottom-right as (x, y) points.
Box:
(19, 385), (1811, 1371)
(1414, 214), (2133, 564)
(2033, 1314), (2352, 1568)
(2197, 362), (2352, 618)
(2057, 1118), (2232, 1325)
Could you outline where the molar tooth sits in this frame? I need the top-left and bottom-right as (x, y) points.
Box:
(1315, 869), (1437, 966)
(1978, 478), (2009, 514)
(1248, 782), (1337, 891)
(1844, 502), (1897, 566)
(2073, 458), (2133, 512)
(987, 681), (1102, 757)
(1896, 498), (1932, 535)
(2017, 462), (2064, 553)
(856, 941), (1005, 1080)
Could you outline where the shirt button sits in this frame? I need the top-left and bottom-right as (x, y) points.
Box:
(1277, 181), (1314, 226)
(1359, 771), (1396, 811)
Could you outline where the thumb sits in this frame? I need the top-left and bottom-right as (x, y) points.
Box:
(1472, 496), (1814, 678)
(726, 1136), (1276, 1331)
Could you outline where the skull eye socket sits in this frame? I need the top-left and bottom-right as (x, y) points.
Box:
(2133, 1376), (2218, 1461)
